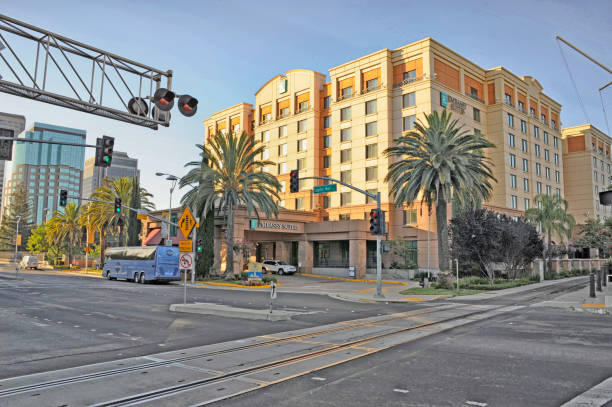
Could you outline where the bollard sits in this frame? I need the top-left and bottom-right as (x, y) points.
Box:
(597, 269), (603, 292)
(589, 273), (596, 298)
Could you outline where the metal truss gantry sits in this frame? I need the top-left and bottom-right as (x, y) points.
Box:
(0, 14), (172, 130)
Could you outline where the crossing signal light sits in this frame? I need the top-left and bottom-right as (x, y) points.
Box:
(127, 97), (149, 117)
(290, 170), (299, 193)
(114, 198), (122, 213)
(59, 189), (68, 207)
(369, 209), (381, 236)
(197, 238), (203, 253)
(153, 88), (175, 112)
(178, 95), (198, 117)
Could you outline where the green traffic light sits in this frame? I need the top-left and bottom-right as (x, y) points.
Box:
(104, 156), (110, 162)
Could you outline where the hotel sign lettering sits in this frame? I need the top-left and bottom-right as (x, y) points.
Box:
(250, 219), (301, 232)
(440, 92), (466, 114)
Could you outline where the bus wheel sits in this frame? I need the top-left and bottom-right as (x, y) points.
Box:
(132, 273), (139, 283)
(106, 272), (112, 280)
(139, 273), (145, 284)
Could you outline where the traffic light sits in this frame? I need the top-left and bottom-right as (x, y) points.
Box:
(102, 136), (114, 167)
(290, 169), (299, 193)
(178, 94), (198, 117)
(59, 189), (68, 207)
(197, 239), (203, 253)
(152, 88), (175, 111)
(114, 198), (122, 213)
(369, 209), (381, 236)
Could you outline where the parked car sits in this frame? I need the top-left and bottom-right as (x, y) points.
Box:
(261, 260), (296, 275)
(20, 256), (38, 270)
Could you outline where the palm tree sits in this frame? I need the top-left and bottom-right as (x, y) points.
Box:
(384, 111), (496, 282)
(525, 194), (575, 272)
(47, 202), (83, 266)
(180, 130), (280, 279)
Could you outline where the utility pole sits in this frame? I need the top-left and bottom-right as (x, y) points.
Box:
(14, 215), (21, 276)
(375, 192), (383, 299)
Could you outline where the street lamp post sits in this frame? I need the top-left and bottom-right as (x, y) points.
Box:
(156, 172), (179, 245)
(14, 215), (21, 276)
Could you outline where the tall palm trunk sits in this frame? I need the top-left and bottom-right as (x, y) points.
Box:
(68, 237), (74, 266)
(224, 200), (235, 280)
(100, 228), (106, 267)
(547, 229), (552, 274)
(436, 191), (449, 272)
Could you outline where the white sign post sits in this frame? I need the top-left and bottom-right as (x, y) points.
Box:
(179, 253), (194, 304)
(269, 282), (277, 314)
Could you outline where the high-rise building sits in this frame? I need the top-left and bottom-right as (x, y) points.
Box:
(203, 37), (564, 272)
(0, 112), (26, 213)
(3, 122), (86, 225)
(82, 151), (139, 199)
(562, 124), (612, 224)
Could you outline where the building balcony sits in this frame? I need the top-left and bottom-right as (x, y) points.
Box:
(276, 112), (289, 120)
(465, 92), (484, 104)
(393, 74), (426, 89)
(336, 93), (353, 102)
(295, 107), (311, 115)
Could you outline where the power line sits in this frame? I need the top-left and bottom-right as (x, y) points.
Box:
(599, 88), (611, 137)
(556, 38), (590, 123)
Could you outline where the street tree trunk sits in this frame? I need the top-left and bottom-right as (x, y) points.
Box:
(100, 228), (106, 268)
(436, 191), (453, 289)
(547, 229), (552, 275)
(224, 201), (235, 280)
(68, 237), (73, 266)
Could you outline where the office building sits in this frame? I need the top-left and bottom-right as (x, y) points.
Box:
(82, 151), (139, 199)
(3, 122), (86, 225)
(0, 112), (26, 215)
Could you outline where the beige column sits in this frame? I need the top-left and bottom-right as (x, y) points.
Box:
(275, 240), (290, 263)
(459, 68), (465, 95)
(349, 239), (367, 278)
(298, 240), (313, 274)
(214, 226), (223, 274)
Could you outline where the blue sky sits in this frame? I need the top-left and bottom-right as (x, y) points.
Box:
(1, 0), (611, 208)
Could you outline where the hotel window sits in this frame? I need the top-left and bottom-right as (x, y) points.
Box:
(322, 196), (330, 209)
(262, 130), (270, 142)
(470, 87), (479, 98)
(366, 189), (377, 204)
(541, 113), (546, 123)
(279, 143), (287, 156)
(530, 107), (536, 117)
(535, 144), (540, 157)
(298, 100), (309, 112)
(403, 209), (417, 226)
(523, 159), (529, 172)
(279, 107), (289, 117)
(505, 93), (512, 105)
(296, 197), (305, 210)
(366, 121), (377, 137)
(544, 149), (550, 161)
(510, 174), (516, 189)
(555, 170), (560, 183)
(602, 174), (605, 184)
(341, 128), (352, 142)
(297, 119), (307, 133)
(402, 92), (416, 108)
(523, 178), (529, 192)
(340, 149), (351, 163)
(518, 101), (525, 112)
(366, 143), (378, 159)
(533, 125), (539, 138)
(297, 158), (306, 170)
(536, 163), (541, 176)
(323, 96), (331, 109)
(511, 195), (517, 209)
(341, 107), (351, 121)
(594, 171), (598, 182)
(473, 108), (480, 122)
(543, 132), (549, 144)
(263, 148), (269, 160)
(341, 170), (351, 184)
(403, 70), (417, 81)
(554, 153), (559, 165)
(339, 214), (350, 220)
(278, 162), (287, 174)
(521, 120), (527, 133)
(323, 155), (331, 169)
(365, 100), (377, 115)
(324, 135), (331, 148)
(608, 164), (611, 173)
(365, 78), (378, 91)
(340, 192), (351, 205)
(279, 125), (287, 138)
(280, 181), (286, 193)
(341, 86), (353, 99)
(507, 113), (514, 127)
(509, 154), (516, 168)
(524, 198), (530, 210)
(537, 181), (542, 194)
(403, 115), (416, 131)
(545, 167), (551, 179)
(546, 185), (551, 195)
(297, 139), (307, 152)
(556, 188), (561, 197)
(593, 157), (598, 166)
(551, 119), (556, 128)
(323, 116), (331, 129)
(365, 166), (377, 181)
(521, 139), (528, 152)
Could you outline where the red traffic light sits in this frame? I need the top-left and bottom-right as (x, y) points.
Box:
(370, 210), (377, 218)
(178, 94), (198, 117)
(153, 88), (175, 112)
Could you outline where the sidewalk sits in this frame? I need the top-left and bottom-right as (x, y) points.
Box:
(532, 275), (611, 313)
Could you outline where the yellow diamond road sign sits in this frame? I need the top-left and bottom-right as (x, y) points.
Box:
(178, 207), (196, 238)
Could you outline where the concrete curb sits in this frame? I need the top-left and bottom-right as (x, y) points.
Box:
(169, 302), (299, 321)
(0, 273), (23, 280)
(300, 273), (409, 286)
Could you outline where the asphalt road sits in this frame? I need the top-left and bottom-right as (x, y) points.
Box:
(0, 268), (418, 379)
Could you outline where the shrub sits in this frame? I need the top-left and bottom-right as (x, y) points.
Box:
(262, 276), (277, 283)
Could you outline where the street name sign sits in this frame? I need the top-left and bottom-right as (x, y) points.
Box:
(178, 207), (196, 238)
(179, 240), (192, 253)
(313, 184), (337, 194)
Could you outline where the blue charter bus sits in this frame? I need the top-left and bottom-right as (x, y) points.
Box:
(103, 246), (180, 283)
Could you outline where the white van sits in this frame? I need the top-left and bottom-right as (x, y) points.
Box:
(20, 256), (38, 270)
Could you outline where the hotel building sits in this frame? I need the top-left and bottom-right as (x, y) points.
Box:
(201, 37), (564, 276)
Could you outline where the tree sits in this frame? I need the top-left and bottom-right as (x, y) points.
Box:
(574, 217), (609, 257)
(47, 202), (83, 266)
(127, 176), (142, 246)
(26, 223), (50, 254)
(0, 183), (33, 251)
(180, 130), (280, 279)
(498, 216), (543, 279)
(525, 194), (575, 272)
(384, 111), (496, 287)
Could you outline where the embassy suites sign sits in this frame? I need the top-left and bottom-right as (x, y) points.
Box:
(249, 219), (302, 233)
(440, 92), (467, 114)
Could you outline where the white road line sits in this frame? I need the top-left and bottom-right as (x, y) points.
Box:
(561, 376), (612, 406)
(311, 377), (326, 381)
(393, 389), (410, 394)
(465, 401), (487, 407)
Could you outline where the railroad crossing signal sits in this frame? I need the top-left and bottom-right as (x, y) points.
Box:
(59, 189), (68, 207)
(369, 209), (382, 235)
(290, 169), (299, 193)
(178, 95), (198, 117)
(114, 198), (122, 213)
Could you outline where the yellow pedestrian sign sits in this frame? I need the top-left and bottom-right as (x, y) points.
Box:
(179, 240), (192, 253)
(178, 207), (196, 238)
